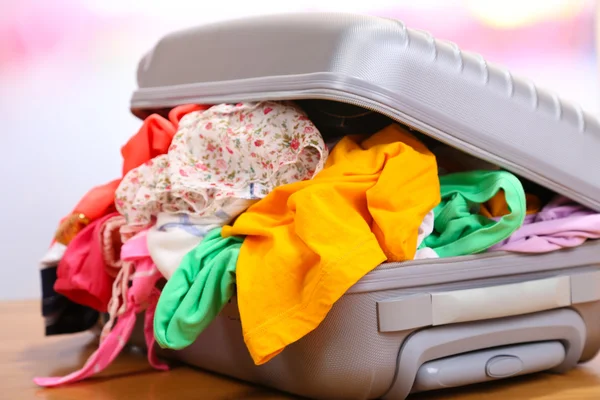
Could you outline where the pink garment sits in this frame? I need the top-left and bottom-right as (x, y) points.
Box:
(490, 195), (600, 253)
(98, 214), (133, 338)
(101, 260), (133, 342)
(34, 230), (168, 388)
(54, 213), (119, 312)
(100, 214), (127, 278)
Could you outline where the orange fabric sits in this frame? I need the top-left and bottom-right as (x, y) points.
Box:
(55, 213), (91, 245)
(480, 191), (541, 218)
(64, 104), (209, 225)
(121, 104), (206, 176)
(222, 125), (440, 365)
(70, 180), (121, 223)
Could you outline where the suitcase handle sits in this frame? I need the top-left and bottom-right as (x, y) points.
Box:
(382, 308), (586, 399)
(411, 340), (566, 393)
(377, 270), (600, 332)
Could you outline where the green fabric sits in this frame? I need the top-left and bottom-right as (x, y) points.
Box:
(422, 170), (526, 257)
(154, 227), (243, 349)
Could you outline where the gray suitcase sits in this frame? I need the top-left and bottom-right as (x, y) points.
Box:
(130, 12), (600, 399)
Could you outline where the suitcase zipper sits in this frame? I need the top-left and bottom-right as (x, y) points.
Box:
(131, 88), (600, 277)
(352, 241), (600, 292)
(298, 92), (599, 211)
(131, 84), (600, 211)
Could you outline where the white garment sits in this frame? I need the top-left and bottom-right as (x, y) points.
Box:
(40, 243), (67, 267)
(146, 199), (255, 280)
(414, 247), (439, 260)
(414, 210), (439, 260)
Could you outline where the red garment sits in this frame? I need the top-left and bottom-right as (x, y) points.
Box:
(52, 105), (210, 312)
(66, 104), (209, 223)
(55, 213), (121, 312)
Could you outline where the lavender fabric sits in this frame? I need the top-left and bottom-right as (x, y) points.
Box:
(490, 195), (600, 253)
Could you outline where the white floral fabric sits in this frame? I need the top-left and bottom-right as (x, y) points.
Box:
(115, 101), (328, 227)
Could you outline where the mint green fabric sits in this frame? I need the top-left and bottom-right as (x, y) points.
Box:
(422, 170), (526, 257)
(154, 228), (243, 349)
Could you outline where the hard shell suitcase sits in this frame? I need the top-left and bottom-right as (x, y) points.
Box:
(129, 13), (600, 399)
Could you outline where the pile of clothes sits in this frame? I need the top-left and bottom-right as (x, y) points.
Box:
(35, 100), (600, 387)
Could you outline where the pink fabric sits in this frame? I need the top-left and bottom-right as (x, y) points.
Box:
(101, 261), (133, 342)
(34, 231), (168, 388)
(99, 215), (132, 342)
(120, 223), (146, 244)
(100, 214), (127, 278)
(490, 195), (600, 253)
(55, 213), (119, 312)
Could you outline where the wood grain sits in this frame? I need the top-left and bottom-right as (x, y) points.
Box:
(3, 300), (600, 399)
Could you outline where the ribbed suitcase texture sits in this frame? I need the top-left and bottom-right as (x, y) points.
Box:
(126, 13), (600, 399)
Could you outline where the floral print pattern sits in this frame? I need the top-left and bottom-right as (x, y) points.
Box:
(115, 101), (328, 227)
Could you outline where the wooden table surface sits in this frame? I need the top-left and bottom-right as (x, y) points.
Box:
(4, 300), (600, 399)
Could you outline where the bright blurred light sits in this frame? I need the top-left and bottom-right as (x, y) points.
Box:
(81, 0), (452, 20)
(82, 0), (300, 19)
(465, 0), (586, 29)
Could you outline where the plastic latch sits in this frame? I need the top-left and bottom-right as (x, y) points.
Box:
(485, 355), (524, 378)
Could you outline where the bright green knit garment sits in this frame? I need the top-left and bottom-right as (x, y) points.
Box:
(423, 170), (526, 257)
(154, 227), (242, 349)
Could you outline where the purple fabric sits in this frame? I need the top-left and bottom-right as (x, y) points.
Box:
(490, 195), (600, 253)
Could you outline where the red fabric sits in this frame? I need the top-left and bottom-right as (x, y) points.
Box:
(53, 105), (210, 309)
(55, 213), (120, 312)
(68, 104), (209, 222)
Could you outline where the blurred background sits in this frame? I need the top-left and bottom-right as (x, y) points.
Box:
(0, 0), (597, 300)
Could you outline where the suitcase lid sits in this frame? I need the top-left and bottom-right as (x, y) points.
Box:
(131, 12), (600, 211)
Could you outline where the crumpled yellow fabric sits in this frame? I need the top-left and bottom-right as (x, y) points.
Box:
(480, 191), (541, 218)
(222, 124), (440, 365)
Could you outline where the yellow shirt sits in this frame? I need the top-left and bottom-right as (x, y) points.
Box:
(222, 124), (440, 365)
